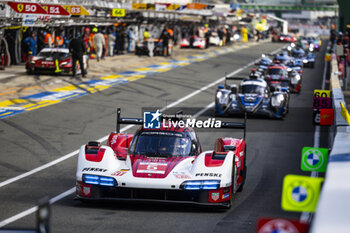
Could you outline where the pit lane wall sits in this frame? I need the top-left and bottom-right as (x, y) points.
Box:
(310, 54), (350, 233)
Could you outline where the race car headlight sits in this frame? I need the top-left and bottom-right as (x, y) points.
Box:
(216, 91), (222, 99)
(83, 174), (116, 187)
(303, 59), (308, 63)
(216, 91), (229, 105)
(60, 61), (71, 66)
(181, 180), (220, 190)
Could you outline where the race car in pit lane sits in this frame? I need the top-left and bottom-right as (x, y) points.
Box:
(255, 56), (273, 71)
(180, 36), (206, 49)
(26, 48), (88, 75)
(273, 51), (293, 65)
(265, 64), (291, 91)
(290, 47), (315, 68)
(278, 34), (296, 43)
(75, 109), (247, 208)
(215, 74), (289, 118)
(209, 32), (221, 46)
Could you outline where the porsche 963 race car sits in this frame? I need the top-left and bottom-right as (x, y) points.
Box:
(75, 108), (247, 208)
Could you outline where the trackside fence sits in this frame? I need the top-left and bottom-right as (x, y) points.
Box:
(310, 53), (350, 233)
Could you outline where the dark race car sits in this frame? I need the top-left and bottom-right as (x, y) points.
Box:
(273, 51), (294, 65)
(75, 108), (247, 209)
(265, 64), (291, 91)
(215, 75), (289, 118)
(26, 48), (88, 75)
(255, 56), (273, 71)
(290, 47), (315, 68)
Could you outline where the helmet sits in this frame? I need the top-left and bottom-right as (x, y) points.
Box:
(84, 27), (90, 33)
(92, 27), (98, 33)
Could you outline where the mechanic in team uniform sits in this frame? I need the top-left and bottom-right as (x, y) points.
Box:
(69, 32), (86, 78)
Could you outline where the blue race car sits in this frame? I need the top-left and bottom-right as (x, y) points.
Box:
(215, 74), (289, 118)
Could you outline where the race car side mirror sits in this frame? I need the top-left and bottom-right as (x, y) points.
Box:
(223, 145), (236, 152)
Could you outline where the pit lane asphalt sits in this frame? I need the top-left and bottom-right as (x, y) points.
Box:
(0, 42), (326, 233)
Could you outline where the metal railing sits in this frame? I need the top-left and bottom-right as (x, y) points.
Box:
(310, 52), (350, 233)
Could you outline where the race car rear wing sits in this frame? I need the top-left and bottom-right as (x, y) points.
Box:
(224, 76), (246, 87)
(116, 108), (247, 140)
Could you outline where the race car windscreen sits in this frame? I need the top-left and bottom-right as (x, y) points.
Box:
(275, 56), (289, 64)
(129, 131), (192, 157)
(268, 68), (283, 75)
(37, 51), (70, 59)
(241, 85), (265, 95)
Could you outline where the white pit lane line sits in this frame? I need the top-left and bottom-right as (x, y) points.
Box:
(0, 47), (284, 227)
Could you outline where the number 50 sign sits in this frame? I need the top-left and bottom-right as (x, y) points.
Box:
(8, 2), (47, 14)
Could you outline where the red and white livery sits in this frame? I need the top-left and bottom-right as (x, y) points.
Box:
(75, 108), (247, 208)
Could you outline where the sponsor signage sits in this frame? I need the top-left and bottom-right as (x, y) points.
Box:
(167, 4), (181, 10)
(186, 3), (207, 10)
(41, 4), (70, 16)
(8, 2), (47, 14)
(132, 3), (147, 10)
(301, 147), (329, 172)
(62, 5), (89, 16)
(111, 8), (125, 17)
(257, 218), (309, 233)
(281, 174), (324, 212)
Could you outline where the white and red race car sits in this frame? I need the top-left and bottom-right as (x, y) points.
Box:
(75, 109), (247, 208)
(180, 36), (206, 49)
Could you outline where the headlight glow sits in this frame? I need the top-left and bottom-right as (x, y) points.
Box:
(83, 174), (116, 186)
(182, 180), (220, 190)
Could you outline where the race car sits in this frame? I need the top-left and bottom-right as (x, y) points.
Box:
(265, 64), (291, 91)
(279, 34), (296, 43)
(273, 51), (293, 65)
(209, 32), (221, 46)
(255, 56), (273, 71)
(215, 75), (289, 118)
(180, 36), (206, 49)
(302, 52), (316, 68)
(26, 48), (88, 75)
(75, 108), (247, 208)
(290, 47), (315, 68)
